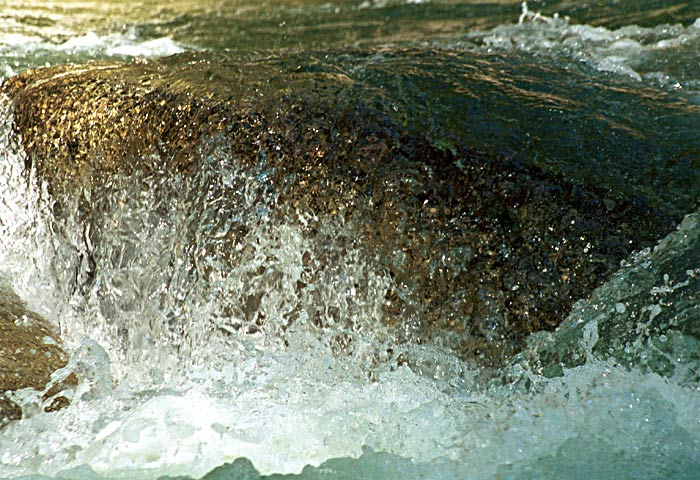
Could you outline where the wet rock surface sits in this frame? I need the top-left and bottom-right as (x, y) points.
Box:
(0, 281), (71, 428)
(516, 210), (700, 382)
(2, 49), (680, 366)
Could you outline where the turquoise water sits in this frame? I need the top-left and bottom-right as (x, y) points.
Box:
(1, 1), (700, 478)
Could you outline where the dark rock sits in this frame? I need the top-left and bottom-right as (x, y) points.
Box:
(0, 281), (73, 427)
(2, 49), (678, 366)
(202, 458), (262, 480)
(0, 393), (21, 428)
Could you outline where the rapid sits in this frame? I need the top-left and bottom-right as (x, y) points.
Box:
(1, 1), (700, 478)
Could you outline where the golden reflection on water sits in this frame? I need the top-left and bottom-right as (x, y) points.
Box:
(0, 0), (524, 49)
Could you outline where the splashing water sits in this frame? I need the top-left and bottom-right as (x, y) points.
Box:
(467, 1), (700, 93)
(2, 87), (700, 479)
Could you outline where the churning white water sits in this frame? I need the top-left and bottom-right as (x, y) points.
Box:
(469, 3), (700, 92)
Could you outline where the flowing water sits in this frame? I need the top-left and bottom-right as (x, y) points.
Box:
(1, 1), (700, 478)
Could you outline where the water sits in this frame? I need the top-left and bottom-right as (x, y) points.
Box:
(1, 1), (700, 478)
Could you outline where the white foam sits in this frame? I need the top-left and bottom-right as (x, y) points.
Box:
(2, 331), (699, 479)
(58, 32), (187, 58)
(472, 3), (700, 87)
(0, 334), (469, 478)
(106, 38), (186, 57)
(359, 0), (430, 9)
(49, 31), (187, 58)
(0, 31), (189, 77)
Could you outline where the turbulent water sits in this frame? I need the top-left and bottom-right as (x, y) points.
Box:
(1, 1), (700, 478)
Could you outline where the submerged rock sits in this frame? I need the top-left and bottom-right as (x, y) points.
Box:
(0, 281), (72, 428)
(158, 451), (460, 480)
(2, 49), (679, 366)
(516, 210), (700, 382)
